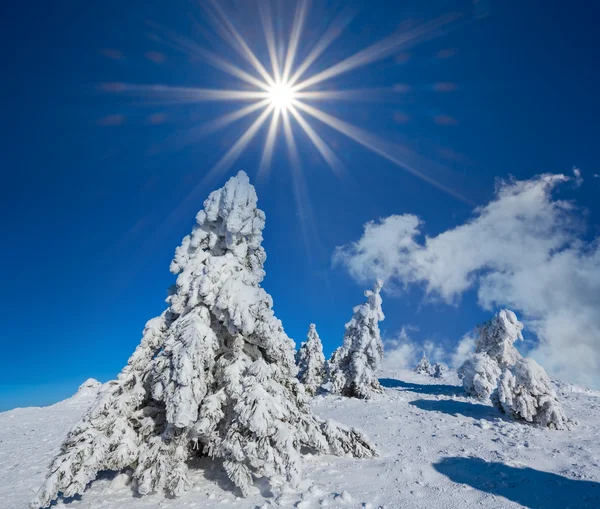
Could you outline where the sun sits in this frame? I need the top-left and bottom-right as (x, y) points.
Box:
(268, 82), (295, 111)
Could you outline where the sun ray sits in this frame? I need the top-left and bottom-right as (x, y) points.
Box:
(292, 100), (470, 203)
(293, 89), (394, 101)
(287, 105), (344, 177)
(168, 100), (271, 151)
(206, 0), (276, 87)
(259, 0), (282, 83)
(287, 8), (356, 87)
(206, 105), (275, 183)
(258, 108), (281, 178)
(282, 109), (318, 259)
(154, 26), (271, 92)
(293, 13), (460, 92)
(282, 109), (300, 169)
(196, 99), (271, 135)
(112, 84), (268, 103)
(206, 106), (274, 187)
(281, 0), (309, 83)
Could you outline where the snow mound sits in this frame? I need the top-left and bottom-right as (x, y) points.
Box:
(77, 378), (101, 394)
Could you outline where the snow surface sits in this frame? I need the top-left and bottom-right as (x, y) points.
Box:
(3, 369), (600, 509)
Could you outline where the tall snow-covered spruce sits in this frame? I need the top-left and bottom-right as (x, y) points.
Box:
(328, 280), (385, 399)
(296, 324), (326, 395)
(32, 171), (376, 509)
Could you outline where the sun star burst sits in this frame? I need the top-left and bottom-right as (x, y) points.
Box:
(108, 0), (467, 235)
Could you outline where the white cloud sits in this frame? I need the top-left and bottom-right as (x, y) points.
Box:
(382, 326), (419, 370)
(422, 340), (447, 365)
(382, 326), (447, 371)
(333, 214), (423, 293)
(335, 173), (600, 387)
(450, 334), (477, 368)
(573, 166), (583, 187)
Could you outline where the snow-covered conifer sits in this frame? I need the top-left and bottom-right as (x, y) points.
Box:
(414, 352), (434, 375)
(296, 324), (326, 396)
(432, 362), (447, 379)
(492, 358), (572, 430)
(459, 309), (524, 398)
(475, 309), (523, 368)
(458, 353), (502, 399)
(32, 171), (376, 509)
(328, 281), (385, 399)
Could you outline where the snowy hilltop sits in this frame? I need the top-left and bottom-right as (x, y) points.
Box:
(2, 367), (600, 508)
(7, 174), (599, 509)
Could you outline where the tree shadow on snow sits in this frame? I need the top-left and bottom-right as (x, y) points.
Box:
(410, 399), (503, 421)
(191, 456), (275, 499)
(380, 378), (463, 397)
(190, 457), (244, 497)
(46, 471), (122, 507)
(434, 457), (600, 508)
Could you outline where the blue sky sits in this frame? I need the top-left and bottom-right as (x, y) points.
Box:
(2, 0), (599, 411)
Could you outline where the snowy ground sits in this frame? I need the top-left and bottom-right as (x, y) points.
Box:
(2, 370), (600, 509)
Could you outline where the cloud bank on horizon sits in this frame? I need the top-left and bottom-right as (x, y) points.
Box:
(334, 172), (600, 387)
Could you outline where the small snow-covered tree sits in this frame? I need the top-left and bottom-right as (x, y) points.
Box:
(459, 309), (524, 398)
(432, 362), (447, 379)
(327, 345), (346, 395)
(328, 280), (385, 399)
(414, 352), (433, 375)
(32, 171), (376, 509)
(296, 324), (326, 395)
(492, 358), (572, 430)
(458, 353), (502, 399)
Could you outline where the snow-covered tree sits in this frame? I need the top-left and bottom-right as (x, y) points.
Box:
(328, 280), (385, 399)
(492, 358), (572, 430)
(414, 352), (434, 375)
(459, 309), (524, 398)
(458, 353), (502, 399)
(475, 309), (523, 368)
(32, 171), (376, 509)
(296, 324), (326, 396)
(432, 362), (447, 379)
